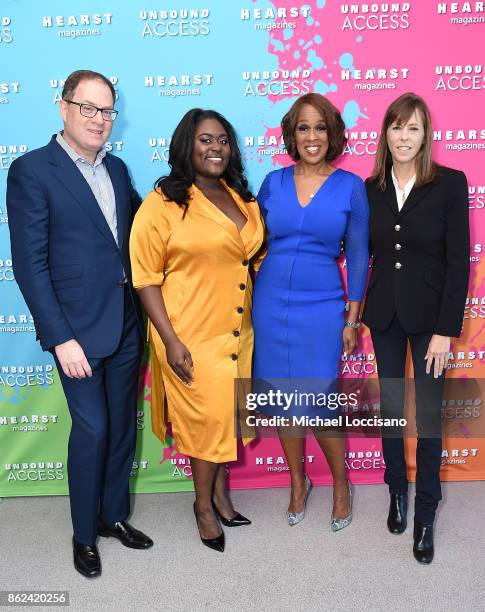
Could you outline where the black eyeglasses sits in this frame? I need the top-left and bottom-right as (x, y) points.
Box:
(65, 100), (118, 122)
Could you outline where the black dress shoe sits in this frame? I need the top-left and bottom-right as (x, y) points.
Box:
(413, 521), (434, 564)
(73, 538), (101, 578)
(98, 521), (153, 549)
(193, 503), (225, 552)
(387, 493), (408, 534)
(212, 501), (251, 527)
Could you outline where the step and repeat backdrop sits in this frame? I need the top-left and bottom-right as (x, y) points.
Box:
(1, 1), (484, 496)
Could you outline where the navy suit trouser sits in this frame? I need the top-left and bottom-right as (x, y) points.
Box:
(54, 287), (143, 545)
(371, 315), (444, 525)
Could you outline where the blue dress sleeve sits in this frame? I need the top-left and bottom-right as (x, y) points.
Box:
(256, 172), (272, 221)
(345, 174), (370, 301)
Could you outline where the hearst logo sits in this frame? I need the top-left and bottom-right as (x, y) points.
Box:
(240, 5), (311, 31)
(0, 413), (58, 433)
(244, 133), (286, 158)
(342, 66), (410, 92)
(144, 74), (214, 99)
(130, 460), (148, 477)
(471, 243), (483, 263)
(441, 447), (479, 465)
(255, 454), (315, 472)
(0, 312), (35, 334)
(437, 2), (485, 25)
(42, 13), (113, 38)
(433, 127), (485, 152)
(0, 81), (21, 106)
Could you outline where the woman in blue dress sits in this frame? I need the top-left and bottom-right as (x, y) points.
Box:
(252, 93), (369, 530)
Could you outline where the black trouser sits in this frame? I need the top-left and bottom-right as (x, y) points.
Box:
(371, 316), (444, 525)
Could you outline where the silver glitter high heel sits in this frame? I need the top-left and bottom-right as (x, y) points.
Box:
(331, 481), (353, 532)
(287, 474), (312, 526)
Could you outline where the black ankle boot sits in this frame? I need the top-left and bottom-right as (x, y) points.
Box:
(387, 493), (408, 534)
(413, 520), (434, 564)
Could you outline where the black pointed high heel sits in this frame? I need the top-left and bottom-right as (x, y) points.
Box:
(212, 501), (251, 527)
(193, 503), (225, 552)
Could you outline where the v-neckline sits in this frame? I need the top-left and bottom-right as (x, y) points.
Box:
(292, 166), (341, 209)
(193, 181), (248, 234)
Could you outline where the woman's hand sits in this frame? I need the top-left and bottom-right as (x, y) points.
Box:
(425, 334), (450, 378)
(343, 326), (358, 357)
(165, 337), (194, 384)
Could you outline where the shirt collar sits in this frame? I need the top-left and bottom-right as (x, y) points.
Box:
(56, 131), (106, 167)
(391, 166), (416, 194)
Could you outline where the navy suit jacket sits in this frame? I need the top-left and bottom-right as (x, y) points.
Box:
(7, 135), (143, 356)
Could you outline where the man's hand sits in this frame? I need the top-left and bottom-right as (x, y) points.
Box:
(54, 339), (92, 379)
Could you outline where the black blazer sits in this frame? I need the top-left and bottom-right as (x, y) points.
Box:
(362, 166), (470, 338)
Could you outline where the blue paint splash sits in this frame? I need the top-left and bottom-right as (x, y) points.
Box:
(307, 49), (323, 70)
(284, 28), (293, 41)
(339, 53), (355, 71)
(271, 38), (285, 52)
(314, 80), (338, 95)
(342, 101), (369, 129)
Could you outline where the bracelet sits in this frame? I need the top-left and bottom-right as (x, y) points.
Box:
(345, 321), (360, 329)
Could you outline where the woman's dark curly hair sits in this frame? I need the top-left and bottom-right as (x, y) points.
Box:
(281, 93), (346, 162)
(155, 108), (254, 214)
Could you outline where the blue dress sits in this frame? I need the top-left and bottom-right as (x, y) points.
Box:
(252, 166), (369, 418)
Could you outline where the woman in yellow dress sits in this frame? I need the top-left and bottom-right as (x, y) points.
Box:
(130, 109), (264, 552)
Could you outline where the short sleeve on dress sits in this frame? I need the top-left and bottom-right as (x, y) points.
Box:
(252, 172), (273, 272)
(345, 174), (370, 301)
(256, 172), (273, 221)
(130, 191), (171, 288)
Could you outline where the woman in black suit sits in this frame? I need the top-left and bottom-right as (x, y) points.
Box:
(363, 92), (469, 564)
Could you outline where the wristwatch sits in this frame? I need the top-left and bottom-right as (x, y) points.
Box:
(344, 321), (360, 329)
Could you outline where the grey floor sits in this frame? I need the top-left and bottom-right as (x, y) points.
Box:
(0, 482), (484, 612)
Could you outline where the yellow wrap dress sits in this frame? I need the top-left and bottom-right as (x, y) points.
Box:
(130, 183), (264, 462)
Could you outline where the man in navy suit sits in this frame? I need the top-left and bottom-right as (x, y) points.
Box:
(7, 70), (153, 578)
